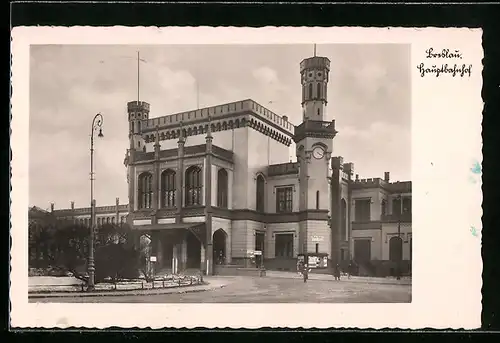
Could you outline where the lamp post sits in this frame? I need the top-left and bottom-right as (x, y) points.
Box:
(88, 113), (104, 291)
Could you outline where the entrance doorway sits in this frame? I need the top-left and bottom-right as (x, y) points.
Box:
(186, 230), (201, 269)
(213, 229), (227, 265)
(354, 239), (371, 263)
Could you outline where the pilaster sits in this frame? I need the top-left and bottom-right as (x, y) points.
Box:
(204, 120), (214, 275)
(176, 130), (185, 224)
(152, 127), (161, 225)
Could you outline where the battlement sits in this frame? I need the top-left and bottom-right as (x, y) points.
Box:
(140, 99), (295, 136)
(300, 56), (331, 72)
(293, 120), (337, 143)
(52, 204), (129, 216)
(127, 101), (150, 113)
(351, 176), (412, 194)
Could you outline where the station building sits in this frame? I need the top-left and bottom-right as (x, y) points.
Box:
(37, 51), (412, 276)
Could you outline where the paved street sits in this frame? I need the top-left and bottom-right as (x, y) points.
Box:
(32, 275), (411, 303)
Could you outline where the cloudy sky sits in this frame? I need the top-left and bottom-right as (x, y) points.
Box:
(29, 44), (411, 210)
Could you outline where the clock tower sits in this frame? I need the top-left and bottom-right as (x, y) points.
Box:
(294, 49), (338, 263)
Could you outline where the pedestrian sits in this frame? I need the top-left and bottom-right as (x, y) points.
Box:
(347, 261), (353, 279)
(303, 264), (310, 283)
(297, 260), (303, 276)
(334, 263), (341, 281)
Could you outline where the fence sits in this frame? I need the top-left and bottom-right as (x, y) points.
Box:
(28, 274), (204, 294)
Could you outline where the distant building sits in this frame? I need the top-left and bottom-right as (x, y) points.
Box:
(39, 50), (412, 276)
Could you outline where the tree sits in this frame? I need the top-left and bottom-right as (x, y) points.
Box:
(29, 214), (141, 284)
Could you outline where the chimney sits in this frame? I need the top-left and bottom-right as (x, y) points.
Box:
(71, 201), (74, 210)
(355, 174), (359, 181)
(50, 203), (54, 212)
(384, 172), (390, 182)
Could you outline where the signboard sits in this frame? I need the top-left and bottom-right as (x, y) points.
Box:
(308, 255), (320, 268)
(254, 250), (262, 256)
(311, 235), (324, 242)
(150, 256), (157, 262)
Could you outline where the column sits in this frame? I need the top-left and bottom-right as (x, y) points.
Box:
(204, 121), (214, 275)
(200, 244), (206, 270)
(172, 244), (178, 274)
(152, 127), (161, 225)
(181, 234), (187, 270)
(226, 232), (232, 264)
(176, 130), (185, 224)
(157, 234), (163, 269)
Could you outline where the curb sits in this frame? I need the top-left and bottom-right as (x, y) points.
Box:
(265, 275), (411, 286)
(28, 283), (227, 299)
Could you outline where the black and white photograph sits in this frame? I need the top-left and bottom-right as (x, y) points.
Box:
(10, 27), (482, 329)
(27, 43), (412, 304)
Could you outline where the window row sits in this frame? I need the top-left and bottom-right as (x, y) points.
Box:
(75, 216), (126, 227)
(355, 197), (412, 222)
(143, 119), (247, 143)
(138, 167), (229, 209)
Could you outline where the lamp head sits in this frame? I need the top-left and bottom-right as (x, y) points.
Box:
(98, 128), (104, 138)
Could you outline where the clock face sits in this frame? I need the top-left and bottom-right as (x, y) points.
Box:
(312, 147), (325, 159)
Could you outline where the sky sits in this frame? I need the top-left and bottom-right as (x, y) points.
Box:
(29, 44), (411, 210)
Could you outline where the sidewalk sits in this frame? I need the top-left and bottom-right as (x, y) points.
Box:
(265, 270), (411, 285)
(28, 277), (229, 299)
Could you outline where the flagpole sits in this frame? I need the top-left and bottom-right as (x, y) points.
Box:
(137, 51), (140, 103)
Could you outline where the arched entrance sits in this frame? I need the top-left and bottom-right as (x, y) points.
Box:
(186, 231), (201, 269)
(213, 229), (227, 265)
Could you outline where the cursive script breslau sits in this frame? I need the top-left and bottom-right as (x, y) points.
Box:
(426, 48), (463, 59)
(417, 63), (472, 78)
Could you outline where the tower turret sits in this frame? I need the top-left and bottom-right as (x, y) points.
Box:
(127, 100), (150, 150)
(300, 54), (330, 121)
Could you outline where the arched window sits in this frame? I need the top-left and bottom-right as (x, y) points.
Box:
(217, 168), (228, 208)
(193, 127), (198, 135)
(185, 166), (202, 206)
(106, 217), (110, 224)
(317, 83), (321, 98)
(316, 190), (320, 209)
(389, 236), (403, 262)
(161, 169), (176, 208)
(217, 123), (221, 131)
(137, 121), (141, 133)
(222, 122), (227, 130)
(138, 172), (153, 209)
(131, 122), (135, 133)
(111, 217), (115, 224)
(256, 175), (265, 212)
(308, 83), (313, 99)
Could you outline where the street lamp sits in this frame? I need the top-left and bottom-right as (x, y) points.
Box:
(88, 113), (104, 291)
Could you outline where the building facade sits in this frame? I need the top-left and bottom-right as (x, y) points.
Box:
(40, 51), (412, 276)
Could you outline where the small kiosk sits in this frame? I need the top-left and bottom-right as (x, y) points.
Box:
(298, 252), (329, 269)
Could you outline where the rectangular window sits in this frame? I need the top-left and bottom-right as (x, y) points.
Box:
(276, 187), (293, 213)
(402, 197), (412, 214)
(355, 199), (371, 221)
(275, 234), (294, 258)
